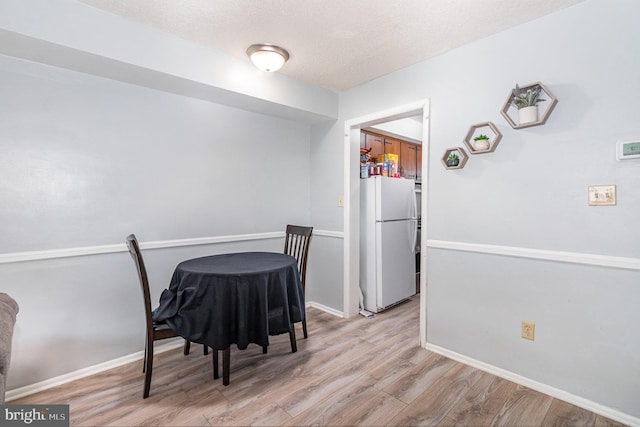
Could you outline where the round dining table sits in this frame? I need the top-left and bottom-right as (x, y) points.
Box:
(153, 251), (306, 385)
(154, 251), (305, 352)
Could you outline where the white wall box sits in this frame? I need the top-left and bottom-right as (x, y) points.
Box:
(616, 140), (640, 160)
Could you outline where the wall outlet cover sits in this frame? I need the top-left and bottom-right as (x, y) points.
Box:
(522, 321), (535, 341)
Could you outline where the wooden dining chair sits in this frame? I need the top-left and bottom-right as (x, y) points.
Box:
(284, 225), (313, 341)
(126, 234), (217, 398)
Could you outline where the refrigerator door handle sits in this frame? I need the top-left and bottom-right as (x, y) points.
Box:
(411, 186), (418, 253)
(411, 188), (418, 219)
(411, 219), (417, 254)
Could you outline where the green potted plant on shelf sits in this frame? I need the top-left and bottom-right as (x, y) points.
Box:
(473, 134), (490, 150)
(446, 153), (460, 167)
(512, 83), (546, 124)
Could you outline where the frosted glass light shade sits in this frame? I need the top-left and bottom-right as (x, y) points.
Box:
(246, 44), (289, 72)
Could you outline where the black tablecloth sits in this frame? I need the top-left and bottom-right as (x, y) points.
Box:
(153, 252), (305, 350)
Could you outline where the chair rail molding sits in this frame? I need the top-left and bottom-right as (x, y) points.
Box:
(0, 229), (345, 265)
(428, 240), (640, 271)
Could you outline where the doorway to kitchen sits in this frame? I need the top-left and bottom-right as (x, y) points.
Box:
(343, 99), (430, 346)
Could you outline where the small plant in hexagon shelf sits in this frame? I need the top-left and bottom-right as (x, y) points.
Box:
(512, 84), (546, 109)
(473, 134), (490, 150)
(447, 153), (460, 167)
(512, 84), (546, 124)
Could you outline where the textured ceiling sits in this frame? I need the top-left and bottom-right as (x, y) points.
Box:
(77, 0), (583, 92)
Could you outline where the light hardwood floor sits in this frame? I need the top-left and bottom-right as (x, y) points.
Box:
(13, 297), (627, 426)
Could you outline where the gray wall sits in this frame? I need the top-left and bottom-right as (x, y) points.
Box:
(0, 54), (312, 388)
(1, 0), (639, 421)
(310, 0), (639, 419)
(0, 55), (311, 251)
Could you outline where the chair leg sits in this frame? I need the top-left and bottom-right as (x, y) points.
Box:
(143, 342), (148, 373)
(212, 350), (219, 379)
(184, 340), (209, 356)
(143, 341), (153, 399)
(262, 346), (267, 354)
(302, 319), (308, 339)
(289, 323), (297, 353)
(222, 348), (230, 386)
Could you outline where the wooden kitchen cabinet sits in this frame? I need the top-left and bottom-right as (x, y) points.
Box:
(384, 137), (401, 156)
(400, 141), (417, 179)
(361, 130), (422, 180)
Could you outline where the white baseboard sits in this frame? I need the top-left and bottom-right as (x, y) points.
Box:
(306, 301), (344, 318)
(425, 343), (640, 427)
(5, 339), (184, 402)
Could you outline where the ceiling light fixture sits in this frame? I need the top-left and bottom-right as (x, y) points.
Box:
(246, 44), (289, 72)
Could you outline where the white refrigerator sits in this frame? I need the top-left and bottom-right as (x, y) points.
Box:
(360, 176), (418, 313)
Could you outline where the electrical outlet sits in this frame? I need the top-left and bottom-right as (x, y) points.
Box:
(521, 321), (535, 341)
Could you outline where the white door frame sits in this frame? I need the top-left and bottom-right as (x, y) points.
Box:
(343, 99), (430, 346)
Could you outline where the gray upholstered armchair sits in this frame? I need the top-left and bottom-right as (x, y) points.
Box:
(0, 293), (19, 404)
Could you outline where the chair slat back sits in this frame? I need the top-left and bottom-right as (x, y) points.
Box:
(284, 225), (313, 291)
(126, 234), (155, 336)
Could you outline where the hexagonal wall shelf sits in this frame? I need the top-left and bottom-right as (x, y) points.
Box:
(463, 122), (502, 154)
(501, 81), (558, 129)
(441, 147), (468, 170)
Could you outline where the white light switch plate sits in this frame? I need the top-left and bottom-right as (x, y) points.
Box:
(588, 185), (616, 206)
